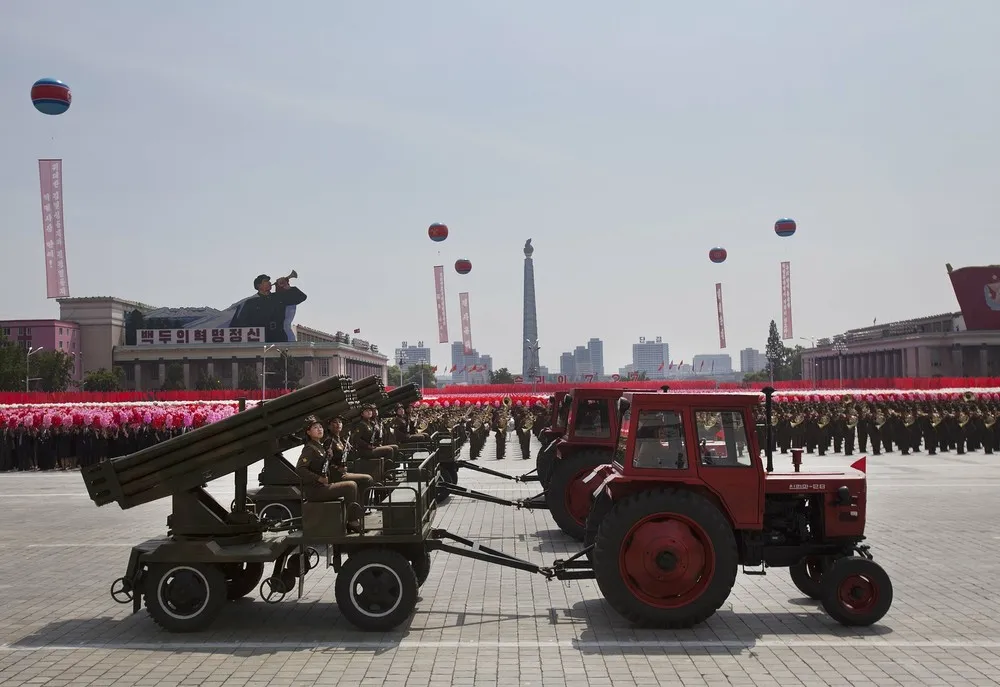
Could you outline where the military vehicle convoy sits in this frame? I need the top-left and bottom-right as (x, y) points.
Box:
(82, 378), (893, 633)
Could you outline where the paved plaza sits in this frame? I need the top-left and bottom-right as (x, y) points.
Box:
(1, 436), (999, 687)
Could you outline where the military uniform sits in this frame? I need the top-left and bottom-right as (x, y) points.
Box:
(296, 417), (363, 531)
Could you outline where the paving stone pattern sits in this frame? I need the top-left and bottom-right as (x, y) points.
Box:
(0, 434), (999, 686)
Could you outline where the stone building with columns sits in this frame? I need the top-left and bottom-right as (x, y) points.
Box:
(800, 312), (1000, 382)
(56, 296), (388, 390)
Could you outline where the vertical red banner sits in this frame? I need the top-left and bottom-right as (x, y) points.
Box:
(433, 265), (449, 343)
(459, 291), (473, 354)
(781, 261), (793, 339)
(715, 282), (727, 349)
(38, 159), (70, 298)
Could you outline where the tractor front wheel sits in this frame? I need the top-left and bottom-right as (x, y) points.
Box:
(593, 488), (738, 629)
(545, 449), (612, 541)
(821, 557), (893, 626)
(789, 557), (829, 600)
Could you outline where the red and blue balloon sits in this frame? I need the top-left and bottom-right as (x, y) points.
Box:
(774, 218), (796, 237)
(31, 78), (71, 116)
(708, 247), (727, 264)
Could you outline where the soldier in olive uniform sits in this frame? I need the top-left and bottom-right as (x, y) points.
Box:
(295, 416), (363, 533)
(349, 404), (398, 467)
(391, 404), (428, 445)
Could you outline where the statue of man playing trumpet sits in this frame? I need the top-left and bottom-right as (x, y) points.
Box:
(230, 270), (307, 343)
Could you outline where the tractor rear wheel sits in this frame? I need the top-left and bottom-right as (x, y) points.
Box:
(584, 489), (614, 561)
(545, 449), (612, 541)
(789, 557), (829, 600)
(593, 488), (738, 629)
(821, 557), (893, 626)
(536, 443), (556, 486)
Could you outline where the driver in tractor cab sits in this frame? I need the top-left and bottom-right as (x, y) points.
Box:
(295, 416), (365, 534)
(633, 413), (687, 470)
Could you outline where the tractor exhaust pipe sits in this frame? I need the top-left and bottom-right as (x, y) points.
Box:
(762, 386), (775, 473)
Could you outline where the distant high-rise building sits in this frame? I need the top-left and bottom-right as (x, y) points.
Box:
(632, 336), (670, 378)
(521, 239), (541, 377)
(573, 345), (593, 377)
(691, 353), (733, 374)
(450, 341), (492, 384)
(588, 338), (605, 376)
(559, 351), (576, 377)
(740, 347), (768, 373)
(394, 341), (432, 372)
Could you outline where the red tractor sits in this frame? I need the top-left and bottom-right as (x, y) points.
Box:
(544, 387), (631, 540)
(573, 386), (893, 628)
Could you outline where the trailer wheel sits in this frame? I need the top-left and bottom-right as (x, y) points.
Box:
(411, 551), (432, 587)
(821, 557), (893, 626)
(593, 488), (738, 629)
(436, 464), (458, 504)
(789, 557), (829, 600)
(144, 563), (227, 633)
(546, 449), (612, 541)
(258, 501), (296, 524)
(223, 562), (265, 600)
(335, 548), (418, 631)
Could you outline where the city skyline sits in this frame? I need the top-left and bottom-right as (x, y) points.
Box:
(1, 4), (994, 373)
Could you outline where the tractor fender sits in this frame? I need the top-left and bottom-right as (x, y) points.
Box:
(603, 479), (738, 531)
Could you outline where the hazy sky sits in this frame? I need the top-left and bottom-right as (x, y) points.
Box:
(2, 2), (999, 374)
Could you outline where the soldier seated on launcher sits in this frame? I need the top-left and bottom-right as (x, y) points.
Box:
(296, 415), (369, 534)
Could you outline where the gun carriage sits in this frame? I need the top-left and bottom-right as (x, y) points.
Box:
(82, 380), (892, 634)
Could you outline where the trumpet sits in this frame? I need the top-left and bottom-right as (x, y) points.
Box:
(274, 269), (298, 288)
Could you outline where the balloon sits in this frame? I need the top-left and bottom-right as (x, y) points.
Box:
(31, 78), (71, 115)
(428, 223), (448, 242)
(708, 247), (727, 264)
(455, 259), (472, 275)
(774, 218), (796, 237)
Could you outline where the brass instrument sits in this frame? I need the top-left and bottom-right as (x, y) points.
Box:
(903, 412), (915, 427)
(846, 413), (859, 429)
(931, 412), (942, 427)
(875, 410), (886, 429)
(274, 269), (298, 286)
(502, 396), (512, 408)
(521, 414), (535, 431)
(986, 412), (996, 428)
(790, 413), (805, 427)
(963, 390), (976, 402)
(701, 412), (721, 432)
(841, 393), (854, 404)
(817, 413), (830, 429)
(416, 418), (429, 433)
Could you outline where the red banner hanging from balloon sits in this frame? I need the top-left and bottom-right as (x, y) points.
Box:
(38, 159), (70, 299)
(459, 291), (473, 354)
(781, 261), (793, 339)
(715, 282), (727, 349)
(434, 265), (449, 343)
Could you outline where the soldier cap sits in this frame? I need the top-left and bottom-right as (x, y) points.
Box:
(328, 415), (346, 424)
(254, 274), (271, 289)
(302, 415), (323, 432)
(362, 403), (377, 411)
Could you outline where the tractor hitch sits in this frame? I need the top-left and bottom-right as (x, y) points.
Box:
(454, 460), (540, 483)
(550, 545), (596, 580)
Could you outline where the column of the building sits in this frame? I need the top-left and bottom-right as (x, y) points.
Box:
(133, 361), (142, 391)
(182, 359), (191, 389)
(158, 360), (166, 384)
(951, 345), (964, 378)
(232, 358), (240, 389)
(206, 359), (215, 379)
(980, 345), (990, 377)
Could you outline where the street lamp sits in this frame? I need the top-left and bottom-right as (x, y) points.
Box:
(397, 354), (406, 386)
(262, 344), (276, 401)
(26, 346), (43, 392)
(281, 348), (290, 389)
(833, 340), (848, 389)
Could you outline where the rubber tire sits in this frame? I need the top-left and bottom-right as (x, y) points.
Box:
(789, 557), (828, 600)
(335, 548), (419, 632)
(436, 464), (458, 504)
(545, 449), (613, 541)
(536, 443), (556, 486)
(225, 562), (265, 600)
(411, 551), (432, 587)
(593, 488), (738, 629)
(821, 557), (893, 627)
(144, 562), (228, 633)
(584, 489), (614, 562)
(258, 501), (299, 523)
